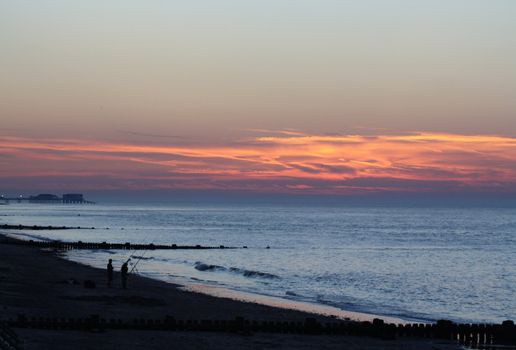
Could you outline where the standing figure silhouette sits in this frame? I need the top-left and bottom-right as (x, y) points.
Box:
(107, 259), (114, 287)
(121, 262), (128, 289)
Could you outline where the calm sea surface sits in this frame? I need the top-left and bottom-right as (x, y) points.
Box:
(1, 202), (515, 323)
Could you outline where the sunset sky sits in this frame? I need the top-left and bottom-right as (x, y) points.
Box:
(1, 1), (516, 195)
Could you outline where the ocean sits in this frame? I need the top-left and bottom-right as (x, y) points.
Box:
(1, 202), (515, 323)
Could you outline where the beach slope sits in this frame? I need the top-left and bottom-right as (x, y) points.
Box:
(0, 234), (459, 349)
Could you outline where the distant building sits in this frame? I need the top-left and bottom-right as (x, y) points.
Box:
(7, 193), (94, 204)
(29, 194), (61, 203)
(63, 193), (84, 203)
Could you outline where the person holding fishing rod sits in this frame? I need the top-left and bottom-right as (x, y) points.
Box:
(121, 259), (129, 289)
(119, 234), (154, 289)
(107, 259), (114, 287)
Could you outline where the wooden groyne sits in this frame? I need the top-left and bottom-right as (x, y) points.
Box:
(1, 238), (240, 251)
(8, 315), (516, 347)
(0, 224), (90, 231)
(0, 321), (21, 350)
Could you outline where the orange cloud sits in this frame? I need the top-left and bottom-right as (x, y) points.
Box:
(1, 132), (516, 193)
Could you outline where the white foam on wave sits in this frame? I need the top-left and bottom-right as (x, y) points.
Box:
(194, 261), (280, 279)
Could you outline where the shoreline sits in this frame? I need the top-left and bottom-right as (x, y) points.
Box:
(0, 233), (460, 349)
(0, 233), (327, 322)
(4, 231), (413, 324)
(179, 284), (410, 324)
(67, 251), (413, 324)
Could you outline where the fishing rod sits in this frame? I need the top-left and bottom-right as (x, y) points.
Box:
(126, 232), (156, 274)
(122, 231), (153, 269)
(129, 249), (149, 274)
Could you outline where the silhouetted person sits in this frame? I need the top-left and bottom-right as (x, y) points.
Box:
(107, 259), (114, 287)
(121, 262), (128, 289)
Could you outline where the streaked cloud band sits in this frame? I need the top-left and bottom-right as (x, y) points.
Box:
(1, 132), (515, 193)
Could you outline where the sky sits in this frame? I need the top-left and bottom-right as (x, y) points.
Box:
(1, 1), (516, 196)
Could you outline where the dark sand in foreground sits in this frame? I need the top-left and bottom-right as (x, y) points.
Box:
(0, 234), (459, 349)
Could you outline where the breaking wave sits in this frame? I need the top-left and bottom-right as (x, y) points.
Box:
(194, 261), (279, 279)
(194, 262), (225, 272)
(130, 255), (153, 261)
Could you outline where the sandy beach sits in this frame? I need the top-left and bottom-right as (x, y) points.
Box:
(0, 233), (459, 349)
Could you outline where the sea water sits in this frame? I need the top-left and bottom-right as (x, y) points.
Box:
(1, 202), (515, 323)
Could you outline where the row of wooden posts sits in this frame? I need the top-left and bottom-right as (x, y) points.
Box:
(3, 239), (241, 250)
(0, 224), (80, 230)
(0, 322), (21, 350)
(9, 315), (516, 346)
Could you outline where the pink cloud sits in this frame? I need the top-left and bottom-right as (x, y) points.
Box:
(1, 132), (516, 193)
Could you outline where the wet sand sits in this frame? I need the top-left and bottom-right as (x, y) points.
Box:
(0, 233), (459, 349)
